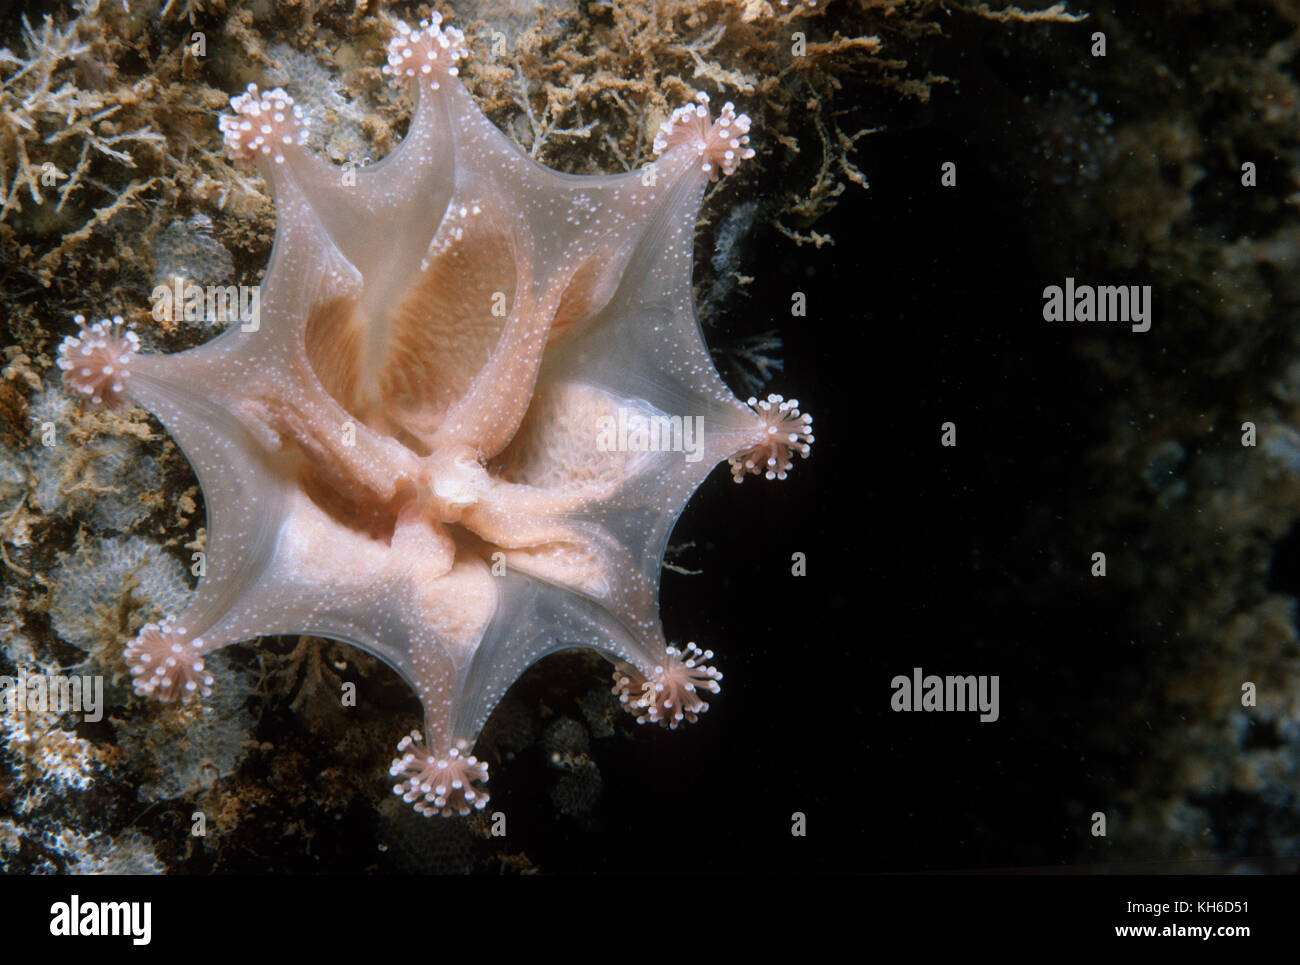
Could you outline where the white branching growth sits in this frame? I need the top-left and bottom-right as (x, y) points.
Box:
(159, 0), (224, 25)
(0, 15), (163, 222)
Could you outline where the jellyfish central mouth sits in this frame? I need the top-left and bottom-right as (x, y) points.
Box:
(426, 444), (490, 523)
